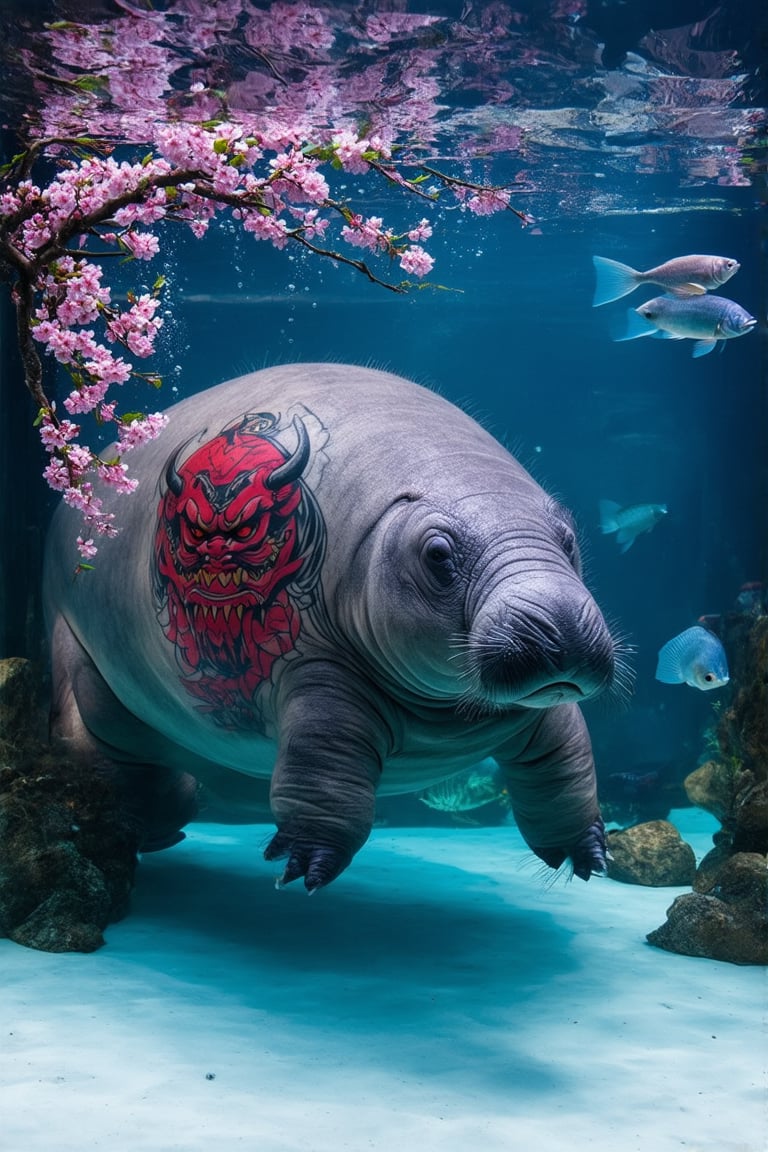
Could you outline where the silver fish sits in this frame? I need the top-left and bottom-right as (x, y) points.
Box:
(592, 254), (739, 307)
(599, 499), (667, 554)
(655, 625), (729, 691)
(615, 294), (756, 358)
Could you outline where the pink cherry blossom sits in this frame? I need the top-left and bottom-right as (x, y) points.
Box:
(399, 245), (434, 278)
(76, 537), (98, 560)
(121, 231), (161, 261)
(39, 416), (80, 450)
(117, 412), (169, 451)
(407, 219), (433, 242)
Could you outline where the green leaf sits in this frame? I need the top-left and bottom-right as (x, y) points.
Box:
(0, 151), (28, 177)
(201, 119), (223, 130)
(76, 563), (95, 572)
(140, 152), (154, 167)
(213, 138), (228, 154)
(118, 413), (145, 424)
(32, 408), (48, 428)
(72, 75), (108, 93)
(152, 273), (166, 292)
(302, 144), (335, 162)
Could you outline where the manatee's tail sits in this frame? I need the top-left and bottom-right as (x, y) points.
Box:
(592, 255), (641, 307)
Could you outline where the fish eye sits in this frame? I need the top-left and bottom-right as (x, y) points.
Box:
(641, 307), (655, 319)
(704, 672), (715, 682)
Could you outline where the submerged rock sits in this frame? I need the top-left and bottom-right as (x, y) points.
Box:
(0, 657), (46, 748)
(0, 758), (140, 952)
(651, 609), (768, 965)
(647, 853), (768, 965)
(606, 820), (696, 886)
(0, 659), (141, 956)
(684, 759), (735, 823)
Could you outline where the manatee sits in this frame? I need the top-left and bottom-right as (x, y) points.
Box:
(44, 363), (620, 892)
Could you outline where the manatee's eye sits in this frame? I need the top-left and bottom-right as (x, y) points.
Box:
(561, 525), (577, 561)
(548, 501), (580, 573)
(421, 534), (457, 587)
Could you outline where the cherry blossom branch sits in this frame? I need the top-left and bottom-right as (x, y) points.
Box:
(1, 120), (530, 567)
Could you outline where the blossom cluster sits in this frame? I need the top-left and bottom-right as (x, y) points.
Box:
(2, 82), (525, 564)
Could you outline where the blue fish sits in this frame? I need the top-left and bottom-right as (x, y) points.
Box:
(655, 625), (729, 691)
(614, 294), (756, 358)
(599, 499), (667, 553)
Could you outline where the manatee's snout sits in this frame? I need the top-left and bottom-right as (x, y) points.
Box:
(468, 584), (615, 708)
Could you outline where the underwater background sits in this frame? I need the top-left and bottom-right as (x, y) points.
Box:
(0, 1), (766, 1148)
(1, 1), (765, 804)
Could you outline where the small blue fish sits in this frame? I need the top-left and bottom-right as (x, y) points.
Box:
(599, 499), (667, 553)
(655, 625), (729, 691)
(614, 294), (756, 358)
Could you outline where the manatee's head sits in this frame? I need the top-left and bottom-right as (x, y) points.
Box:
(336, 486), (619, 712)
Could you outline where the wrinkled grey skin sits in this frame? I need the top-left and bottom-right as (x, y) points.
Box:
(44, 364), (618, 892)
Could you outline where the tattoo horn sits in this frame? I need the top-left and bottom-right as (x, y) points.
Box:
(265, 416), (310, 490)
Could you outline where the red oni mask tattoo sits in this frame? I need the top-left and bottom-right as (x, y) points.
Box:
(153, 412), (324, 728)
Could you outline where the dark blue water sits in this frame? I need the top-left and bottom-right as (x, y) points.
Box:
(0, 0), (765, 804)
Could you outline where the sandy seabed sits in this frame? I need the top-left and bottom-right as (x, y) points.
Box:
(1, 808), (764, 1152)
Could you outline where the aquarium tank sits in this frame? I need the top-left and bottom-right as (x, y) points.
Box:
(0, 2), (766, 1149)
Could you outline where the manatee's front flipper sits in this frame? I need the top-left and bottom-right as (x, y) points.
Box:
(494, 703), (606, 881)
(264, 661), (390, 892)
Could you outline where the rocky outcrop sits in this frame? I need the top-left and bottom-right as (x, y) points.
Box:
(0, 756), (140, 952)
(0, 658), (139, 952)
(648, 607), (768, 965)
(647, 852), (768, 966)
(606, 820), (696, 886)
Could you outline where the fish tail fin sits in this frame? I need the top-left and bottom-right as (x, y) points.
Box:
(598, 499), (622, 534)
(592, 256), (640, 307)
(612, 307), (657, 342)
